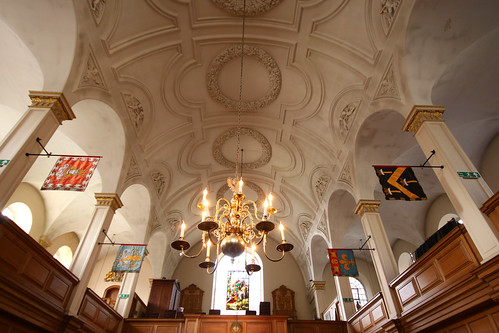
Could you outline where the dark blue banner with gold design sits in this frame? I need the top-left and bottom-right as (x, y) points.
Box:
(112, 244), (147, 272)
(373, 165), (427, 201)
(328, 249), (358, 277)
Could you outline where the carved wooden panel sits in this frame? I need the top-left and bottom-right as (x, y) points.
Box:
(0, 215), (79, 332)
(348, 293), (389, 333)
(397, 280), (419, 306)
(122, 319), (184, 333)
(272, 285), (297, 319)
(180, 284), (204, 314)
(434, 303), (499, 332)
(287, 320), (348, 333)
(79, 288), (122, 333)
(415, 262), (442, 293)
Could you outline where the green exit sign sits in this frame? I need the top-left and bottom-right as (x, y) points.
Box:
(118, 294), (130, 299)
(457, 171), (481, 179)
(0, 160), (10, 167)
(343, 298), (354, 302)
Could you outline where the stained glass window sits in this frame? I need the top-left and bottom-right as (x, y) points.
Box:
(212, 251), (263, 315)
(226, 270), (249, 310)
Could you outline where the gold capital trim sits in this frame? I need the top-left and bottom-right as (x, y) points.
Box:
(402, 105), (445, 135)
(310, 281), (326, 291)
(29, 91), (76, 124)
(95, 193), (123, 212)
(354, 200), (381, 216)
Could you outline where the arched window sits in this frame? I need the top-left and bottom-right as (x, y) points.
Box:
(349, 277), (367, 307)
(53, 245), (73, 269)
(212, 251), (263, 315)
(2, 202), (33, 234)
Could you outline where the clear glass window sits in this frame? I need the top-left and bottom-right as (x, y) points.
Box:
(2, 202), (32, 234)
(349, 277), (368, 307)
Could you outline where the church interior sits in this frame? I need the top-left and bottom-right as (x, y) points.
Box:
(0, 0), (498, 332)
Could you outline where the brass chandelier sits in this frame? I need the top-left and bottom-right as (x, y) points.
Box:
(171, 0), (293, 274)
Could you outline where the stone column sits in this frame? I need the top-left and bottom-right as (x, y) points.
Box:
(403, 105), (499, 262)
(354, 200), (399, 319)
(68, 193), (123, 315)
(0, 91), (75, 209)
(334, 276), (356, 320)
(310, 280), (326, 319)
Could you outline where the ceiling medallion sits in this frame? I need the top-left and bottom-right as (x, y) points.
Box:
(207, 45), (281, 112)
(213, 127), (272, 169)
(211, 0), (282, 17)
(172, 0), (292, 275)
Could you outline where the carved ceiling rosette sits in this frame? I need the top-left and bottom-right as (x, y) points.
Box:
(211, 0), (283, 17)
(213, 127), (272, 169)
(207, 45), (281, 112)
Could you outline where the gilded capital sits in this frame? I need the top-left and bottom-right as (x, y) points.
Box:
(29, 91), (76, 124)
(310, 280), (326, 291)
(95, 193), (123, 213)
(402, 105), (445, 135)
(354, 199), (381, 217)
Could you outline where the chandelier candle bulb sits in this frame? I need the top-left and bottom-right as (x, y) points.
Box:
(279, 222), (285, 242)
(206, 240), (211, 259)
(268, 193), (273, 206)
(238, 178), (244, 193)
(180, 221), (186, 238)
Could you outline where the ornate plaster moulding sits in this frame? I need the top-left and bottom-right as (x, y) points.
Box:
(212, 127), (272, 169)
(207, 45), (281, 112)
(216, 179), (266, 206)
(211, 0), (283, 17)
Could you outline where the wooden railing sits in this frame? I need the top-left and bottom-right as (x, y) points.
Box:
(0, 214), (80, 332)
(348, 292), (390, 333)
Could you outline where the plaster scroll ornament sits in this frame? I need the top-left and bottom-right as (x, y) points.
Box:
(168, 218), (181, 236)
(79, 50), (107, 89)
(375, 65), (399, 99)
(380, 0), (401, 35)
(317, 214), (328, 238)
(123, 93), (144, 130)
(151, 171), (166, 196)
(338, 157), (353, 187)
(213, 127), (272, 169)
(299, 221), (313, 241)
(126, 156), (141, 181)
(207, 45), (281, 112)
(315, 175), (331, 200)
(89, 0), (106, 23)
(211, 0), (282, 17)
(338, 102), (360, 138)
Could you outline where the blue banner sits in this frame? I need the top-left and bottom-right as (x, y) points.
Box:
(112, 244), (147, 272)
(328, 249), (358, 277)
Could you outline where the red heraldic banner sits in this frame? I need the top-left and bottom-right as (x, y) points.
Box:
(41, 156), (100, 192)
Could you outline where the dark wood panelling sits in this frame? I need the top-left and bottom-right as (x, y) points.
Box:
(78, 288), (122, 333)
(0, 215), (80, 332)
(348, 293), (390, 333)
(287, 319), (348, 333)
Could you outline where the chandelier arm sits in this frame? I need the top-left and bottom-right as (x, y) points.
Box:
(246, 200), (263, 221)
(208, 230), (220, 245)
(206, 241), (221, 275)
(181, 244), (205, 258)
(262, 234), (286, 262)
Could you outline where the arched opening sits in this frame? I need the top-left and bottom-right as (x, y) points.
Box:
(2, 202), (32, 234)
(53, 245), (73, 269)
(349, 277), (367, 308)
(211, 252), (263, 315)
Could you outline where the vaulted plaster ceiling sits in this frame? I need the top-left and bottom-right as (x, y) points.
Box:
(1, 0), (498, 281)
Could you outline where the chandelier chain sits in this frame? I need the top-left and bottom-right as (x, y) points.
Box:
(236, 0), (247, 179)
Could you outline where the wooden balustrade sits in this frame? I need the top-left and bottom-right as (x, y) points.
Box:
(78, 288), (123, 332)
(348, 293), (390, 333)
(0, 215), (81, 332)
